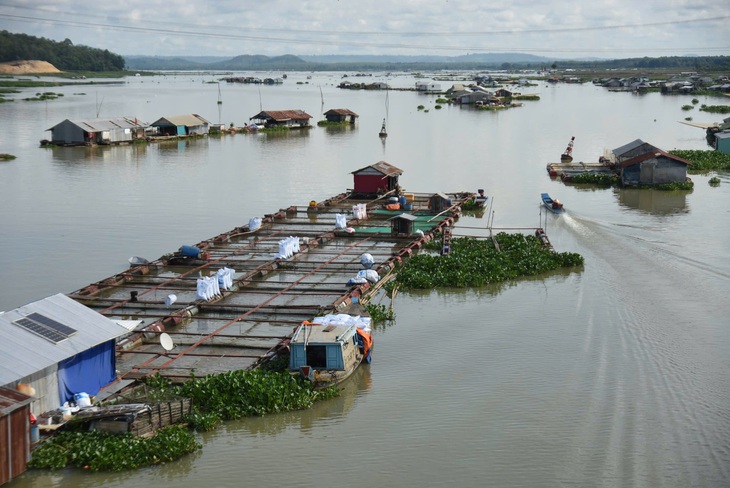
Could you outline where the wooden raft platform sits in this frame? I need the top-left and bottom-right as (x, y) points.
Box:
(68, 191), (472, 394)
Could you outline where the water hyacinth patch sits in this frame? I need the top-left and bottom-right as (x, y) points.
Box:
(394, 234), (583, 290)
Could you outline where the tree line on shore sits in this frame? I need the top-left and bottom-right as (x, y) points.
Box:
(0, 30), (125, 71)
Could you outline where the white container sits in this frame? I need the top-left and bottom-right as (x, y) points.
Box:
(74, 392), (91, 408)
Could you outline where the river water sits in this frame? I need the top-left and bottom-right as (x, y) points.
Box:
(2, 72), (729, 487)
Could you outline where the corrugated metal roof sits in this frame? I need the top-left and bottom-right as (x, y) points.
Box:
(0, 387), (32, 415)
(351, 161), (403, 177)
(324, 108), (359, 116)
(250, 110), (312, 121)
(620, 149), (692, 168)
(152, 114), (210, 127)
(0, 294), (130, 386)
(612, 139), (647, 156)
(47, 117), (145, 132)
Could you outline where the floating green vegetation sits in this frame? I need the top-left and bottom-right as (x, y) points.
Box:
(394, 234), (583, 290)
(435, 97), (449, 103)
(681, 105), (694, 111)
(699, 104), (730, 114)
(460, 199), (487, 211)
(259, 126), (291, 133)
(685, 117), (693, 121)
(435, 105), (442, 109)
(709, 176), (721, 186)
(569, 173), (620, 186)
(28, 426), (200, 471)
(515, 94), (540, 101)
(669, 149), (730, 173)
(176, 369), (338, 431)
(645, 181), (694, 191)
(0, 153), (17, 160)
(476, 104), (508, 111)
(691, 98), (699, 104)
(317, 120), (350, 127)
(417, 105), (425, 110)
(365, 303), (395, 323)
(24, 91), (63, 101)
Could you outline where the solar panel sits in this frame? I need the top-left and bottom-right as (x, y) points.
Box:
(13, 313), (77, 344)
(26, 312), (77, 337)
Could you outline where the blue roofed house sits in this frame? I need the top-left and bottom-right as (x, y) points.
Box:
(0, 294), (130, 415)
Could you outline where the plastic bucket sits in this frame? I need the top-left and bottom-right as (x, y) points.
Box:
(30, 425), (39, 443)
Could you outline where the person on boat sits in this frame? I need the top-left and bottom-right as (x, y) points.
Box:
(552, 199), (562, 209)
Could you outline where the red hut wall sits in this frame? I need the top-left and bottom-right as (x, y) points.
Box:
(354, 174), (388, 193)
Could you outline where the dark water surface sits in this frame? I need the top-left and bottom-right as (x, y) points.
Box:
(2, 72), (728, 487)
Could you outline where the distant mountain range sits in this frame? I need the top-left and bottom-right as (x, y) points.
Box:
(124, 53), (729, 72)
(124, 53), (587, 71)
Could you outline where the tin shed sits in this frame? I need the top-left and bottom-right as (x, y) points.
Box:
(429, 193), (453, 213)
(389, 213), (418, 235)
(351, 161), (403, 195)
(0, 387), (33, 486)
(620, 150), (691, 186)
(612, 139), (659, 163)
(0, 294), (130, 415)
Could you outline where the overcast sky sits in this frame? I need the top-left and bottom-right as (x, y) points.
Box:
(1, 0), (728, 59)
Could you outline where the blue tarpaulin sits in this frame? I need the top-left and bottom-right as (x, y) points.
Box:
(57, 340), (117, 405)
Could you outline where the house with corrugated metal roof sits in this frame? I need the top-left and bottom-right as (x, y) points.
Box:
(250, 110), (313, 128)
(150, 114), (211, 136)
(620, 149), (691, 186)
(45, 117), (147, 146)
(0, 293), (130, 415)
(351, 161), (403, 195)
(323, 108), (359, 124)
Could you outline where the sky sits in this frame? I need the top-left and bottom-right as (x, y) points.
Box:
(1, 0), (728, 60)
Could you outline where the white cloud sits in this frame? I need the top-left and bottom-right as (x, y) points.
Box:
(0, 0), (727, 58)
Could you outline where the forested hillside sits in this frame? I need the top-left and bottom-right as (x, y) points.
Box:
(0, 31), (125, 71)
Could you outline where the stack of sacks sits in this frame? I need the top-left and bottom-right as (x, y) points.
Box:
(311, 313), (372, 333)
(196, 275), (221, 301)
(276, 236), (300, 259)
(360, 253), (374, 269)
(352, 203), (367, 220)
(217, 267), (235, 290)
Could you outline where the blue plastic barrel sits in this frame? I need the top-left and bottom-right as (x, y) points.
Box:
(399, 195), (407, 206)
(181, 245), (201, 258)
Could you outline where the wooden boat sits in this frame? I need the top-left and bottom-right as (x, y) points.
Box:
(289, 309), (373, 389)
(541, 192), (565, 213)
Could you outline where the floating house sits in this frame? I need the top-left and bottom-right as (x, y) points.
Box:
(45, 117), (146, 146)
(150, 114), (210, 136)
(250, 110), (313, 129)
(0, 293), (130, 415)
(0, 387), (33, 485)
(323, 108), (359, 124)
(351, 161), (403, 195)
(415, 81), (441, 92)
(620, 150), (691, 186)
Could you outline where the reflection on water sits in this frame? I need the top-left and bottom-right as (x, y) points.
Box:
(617, 188), (689, 214)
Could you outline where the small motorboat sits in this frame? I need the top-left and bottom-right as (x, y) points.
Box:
(541, 193), (565, 213)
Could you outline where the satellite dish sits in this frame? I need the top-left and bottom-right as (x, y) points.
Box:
(160, 332), (174, 352)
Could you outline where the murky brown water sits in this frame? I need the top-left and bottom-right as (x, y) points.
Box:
(2, 72), (729, 487)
